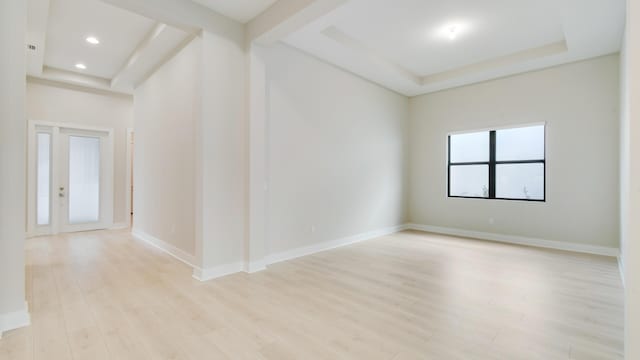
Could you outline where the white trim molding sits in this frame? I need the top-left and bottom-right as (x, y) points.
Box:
(125, 128), (134, 229)
(244, 260), (268, 274)
(193, 224), (409, 281)
(192, 262), (245, 282)
(266, 224), (409, 265)
(0, 302), (30, 338)
(406, 224), (620, 257)
(131, 228), (198, 268)
(131, 229), (244, 282)
(131, 224), (620, 284)
(110, 222), (129, 230)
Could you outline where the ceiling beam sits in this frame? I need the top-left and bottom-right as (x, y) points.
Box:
(29, 66), (132, 95)
(27, 76), (133, 98)
(111, 22), (166, 91)
(110, 22), (196, 92)
(247, 0), (348, 45)
(133, 32), (197, 89)
(100, 0), (240, 36)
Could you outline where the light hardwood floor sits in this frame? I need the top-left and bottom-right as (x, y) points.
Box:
(0, 229), (624, 359)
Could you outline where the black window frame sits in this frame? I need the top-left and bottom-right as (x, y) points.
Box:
(447, 126), (546, 202)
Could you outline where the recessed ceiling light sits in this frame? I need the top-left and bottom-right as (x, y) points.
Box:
(448, 26), (458, 40)
(75, 63), (87, 70)
(86, 36), (100, 45)
(436, 22), (470, 41)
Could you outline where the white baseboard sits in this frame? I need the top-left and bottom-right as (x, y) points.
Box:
(130, 223), (621, 283)
(406, 224), (620, 257)
(266, 224), (409, 266)
(130, 228), (255, 282)
(244, 260), (268, 274)
(192, 262), (245, 282)
(191, 224), (407, 282)
(0, 302), (30, 338)
(110, 222), (129, 230)
(618, 255), (625, 288)
(131, 228), (198, 268)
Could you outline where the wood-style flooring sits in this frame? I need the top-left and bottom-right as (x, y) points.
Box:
(0, 229), (625, 359)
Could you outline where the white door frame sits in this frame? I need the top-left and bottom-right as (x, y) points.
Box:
(27, 120), (115, 236)
(125, 127), (134, 228)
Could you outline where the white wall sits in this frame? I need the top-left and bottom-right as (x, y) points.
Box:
(0, 0), (28, 335)
(410, 55), (620, 249)
(132, 25), (246, 276)
(622, 0), (640, 357)
(264, 44), (409, 256)
(134, 38), (200, 256)
(26, 81), (133, 226)
(195, 29), (246, 272)
(620, 27), (629, 281)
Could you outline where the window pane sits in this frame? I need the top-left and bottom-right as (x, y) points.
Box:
(69, 136), (101, 224)
(450, 165), (489, 198)
(450, 131), (489, 163)
(496, 163), (544, 200)
(496, 125), (545, 161)
(37, 133), (51, 225)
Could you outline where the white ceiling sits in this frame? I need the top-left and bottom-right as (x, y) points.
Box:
(28, 0), (193, 93)
(190, 0), (277, 23)
(27, 0), (626, 96)
(284, 0), (626, 96)
(45, 0), (157, 79)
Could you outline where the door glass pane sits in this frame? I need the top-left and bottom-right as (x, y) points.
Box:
(37, 133), (51, 225)
(450, 131), (490, 163)
(496, 125), (545, 161)
(69, 136), (101, 224)
(496, 163), (544, 200)
(450, 165), (489, 198)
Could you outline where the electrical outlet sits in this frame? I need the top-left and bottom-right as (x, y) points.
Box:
(489, 218), (495, 225)
(311, 225), (316, 233)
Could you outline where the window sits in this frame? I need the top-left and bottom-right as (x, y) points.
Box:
(448, 124), (545, 201)
(68, 136), (101, 224)
(36, 133), (51, 225)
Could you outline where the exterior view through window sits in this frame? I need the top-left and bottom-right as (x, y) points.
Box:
(448, 124), (545, 201)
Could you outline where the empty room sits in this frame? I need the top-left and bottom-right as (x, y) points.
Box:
(1, 0), (640, 359)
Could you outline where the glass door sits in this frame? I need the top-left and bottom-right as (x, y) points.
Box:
(35, 131), (52, 230)
(28, 122), (114, 235)
(60, 131), (105, 232)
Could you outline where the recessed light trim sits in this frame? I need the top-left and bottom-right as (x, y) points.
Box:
(448, 26), (458, 40)
(75, 63), (87, 70)
(436, 21), (471, 41)
(86, 36), (100, 45)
